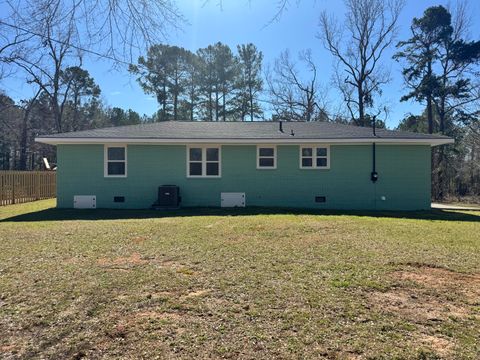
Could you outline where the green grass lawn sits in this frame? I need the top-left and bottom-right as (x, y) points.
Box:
(0, 200), (479, 359)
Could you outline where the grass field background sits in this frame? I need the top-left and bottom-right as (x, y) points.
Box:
(1, 199), (479, 359)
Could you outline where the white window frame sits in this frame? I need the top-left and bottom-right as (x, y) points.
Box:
(256, 145), (277, 169)
(299, 145), (330, 170)
(186, 145), (222, 178)
(104, 144), (127, 178)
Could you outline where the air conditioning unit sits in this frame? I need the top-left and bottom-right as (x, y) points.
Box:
(152, 185), (181, 209)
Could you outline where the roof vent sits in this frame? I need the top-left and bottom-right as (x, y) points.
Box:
(279, 121), (283, 132)
(290, 129), (295, 136)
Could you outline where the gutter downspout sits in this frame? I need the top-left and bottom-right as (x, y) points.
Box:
(371, 116), (379, 210)
(371, 116), (378, 183)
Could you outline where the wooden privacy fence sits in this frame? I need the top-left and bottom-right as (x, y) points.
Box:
(0, 171), (56, 206)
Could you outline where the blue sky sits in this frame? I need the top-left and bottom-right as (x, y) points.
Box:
(2, 0), (480, 128)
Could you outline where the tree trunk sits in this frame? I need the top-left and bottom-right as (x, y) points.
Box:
(52, 96), (62, 133)
(439, 97), (446, 134)
(426, 96), (434, 134)
(222, 90), (226, 121)
(73, 92), (79, 130)
(190, 88), (194, 121)
(215, 91), (219, 121)
(208, 90), (213, 121)
(249, 86), (254, 121)
(173, 70), (178, 121)
(18, 113), (29, 170)
(357, 84), (364, 126)
(426, 58), (434, 134)
(163, 84), (167, 120)
(173, 92), (178, 121)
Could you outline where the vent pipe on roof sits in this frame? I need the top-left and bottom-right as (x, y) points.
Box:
(290, 129), (295, 136)
(279, 121), (283, 132)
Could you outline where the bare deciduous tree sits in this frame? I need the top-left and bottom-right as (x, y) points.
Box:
(318, 0), (404, 126)
(2, 0), (184, 62)
(266, 49), (327, 121)
(9, 0), (82, 132)
(0, 19), (33, 81)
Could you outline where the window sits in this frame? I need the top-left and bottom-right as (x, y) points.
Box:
(104, 145), (127, 177)
(187, 146), (221, 177)
(257, 146), (276, 169)
(300, 146), (330, 169)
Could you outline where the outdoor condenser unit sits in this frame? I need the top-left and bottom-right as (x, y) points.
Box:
(154, 185), (181, 209)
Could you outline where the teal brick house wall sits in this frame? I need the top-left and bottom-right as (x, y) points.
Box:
(56, 143), (431, 210)
(37, 121), (452, 211)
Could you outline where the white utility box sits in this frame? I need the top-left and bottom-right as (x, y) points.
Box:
(220, 192), (245, 207)
(73, 195), (96, 209)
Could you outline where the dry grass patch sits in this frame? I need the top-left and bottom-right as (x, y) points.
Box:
(395, 266), (480, 305)
(419, 334), (455, 358)
(370, 265), (480, 322)
(370, 288), (470, 322)
(368, 264), (480, 358)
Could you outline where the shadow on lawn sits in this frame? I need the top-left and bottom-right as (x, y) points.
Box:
(1, 206), (479, 223)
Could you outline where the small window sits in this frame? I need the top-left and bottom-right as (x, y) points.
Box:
(105, 145), (127, 177)
(257, 146), (276, 169)
(300, 146), (329, 169)
(187, 146), (221, 178)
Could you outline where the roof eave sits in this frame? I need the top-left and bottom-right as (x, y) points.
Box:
(35, 137), (454, 146)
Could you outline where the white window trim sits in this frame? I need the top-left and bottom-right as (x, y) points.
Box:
(299, 145), (330, 170)
(104, 144), (127, 178)
(186, 145), (222, 178)
(256, 145), (277, 170)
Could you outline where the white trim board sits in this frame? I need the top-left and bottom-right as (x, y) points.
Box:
(36, 137), (454, 146)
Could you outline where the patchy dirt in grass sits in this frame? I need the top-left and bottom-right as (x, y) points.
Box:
(184, 289), (211, 298)
(63, 257), (84, 265)
(97, 252), (148, 267)
(419, 334), (455, 357)
(368, 265), (480, 357)
(395, 267), (480, 304)
(369, 265), (480, 321)
(107, 310), (192, 341)
(95, 253), (192, 273)
(370, 289), (469, 321)
(131, 236), (148, 244)
(135, 311), (185, 321)
(1, 344), (17, 352)
(370, 265), (480, 322)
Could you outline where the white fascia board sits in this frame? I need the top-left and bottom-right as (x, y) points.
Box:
(35, 137), (454, 146)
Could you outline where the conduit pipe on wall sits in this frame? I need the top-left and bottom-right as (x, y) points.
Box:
(371, 115), (378, 183)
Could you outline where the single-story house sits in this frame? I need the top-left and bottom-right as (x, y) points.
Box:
(36, 121), (453, 210)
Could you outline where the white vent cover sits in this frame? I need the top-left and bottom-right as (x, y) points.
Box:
(221, 192), (245, 208)
(74, 195), (96, 209)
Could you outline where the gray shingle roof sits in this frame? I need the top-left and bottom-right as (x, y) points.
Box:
(37, 121), (452, 142)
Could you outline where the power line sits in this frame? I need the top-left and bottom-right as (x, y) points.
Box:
(0, 20), (133, 66)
